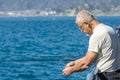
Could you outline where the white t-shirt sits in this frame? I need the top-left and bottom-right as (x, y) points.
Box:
(88, 24), (120, 72)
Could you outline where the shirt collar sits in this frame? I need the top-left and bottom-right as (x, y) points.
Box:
(93, 23), (103, 33)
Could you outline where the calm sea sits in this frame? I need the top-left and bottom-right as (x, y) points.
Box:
(0, 16), (120, 80)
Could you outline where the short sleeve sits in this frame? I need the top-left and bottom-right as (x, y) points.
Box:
(88, 34), (102, 53)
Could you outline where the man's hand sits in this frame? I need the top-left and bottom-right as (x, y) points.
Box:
(62, 61), (75, 76)
(62, 61), (76, 76)
(62, 67), (73, 76)
(62, 51), (97, 76)
(62, 57), (87, 76)
(65, 61), (75, 68)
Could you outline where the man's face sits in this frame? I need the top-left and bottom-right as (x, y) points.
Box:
(76, 21), (93, 35)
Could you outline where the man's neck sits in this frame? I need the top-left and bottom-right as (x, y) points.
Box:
(91, 20), (100, 32)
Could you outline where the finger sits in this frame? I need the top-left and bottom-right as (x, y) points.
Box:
(65, 61), (75, 68)
(62, 69), (66, 75)
(62, 69), (67, 75)
(62, 68), (72, 76)
(64, 71), (71, 76)
(63, 70), (68, 76)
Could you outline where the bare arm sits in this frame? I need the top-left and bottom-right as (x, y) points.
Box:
(62, 51), (97, 76)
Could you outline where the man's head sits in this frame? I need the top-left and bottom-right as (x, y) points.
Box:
(76, 10), (97, 35)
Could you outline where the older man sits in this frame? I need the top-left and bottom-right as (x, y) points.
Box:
(62, 10), (120, 80)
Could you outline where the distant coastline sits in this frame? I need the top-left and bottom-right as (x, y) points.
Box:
(0, 0), (120, 16)
(0, 9), (120, 17)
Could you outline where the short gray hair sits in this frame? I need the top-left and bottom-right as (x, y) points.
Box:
(76, 10), (95, 24)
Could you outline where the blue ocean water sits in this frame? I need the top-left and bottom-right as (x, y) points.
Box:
(0, 16), (120, 80)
